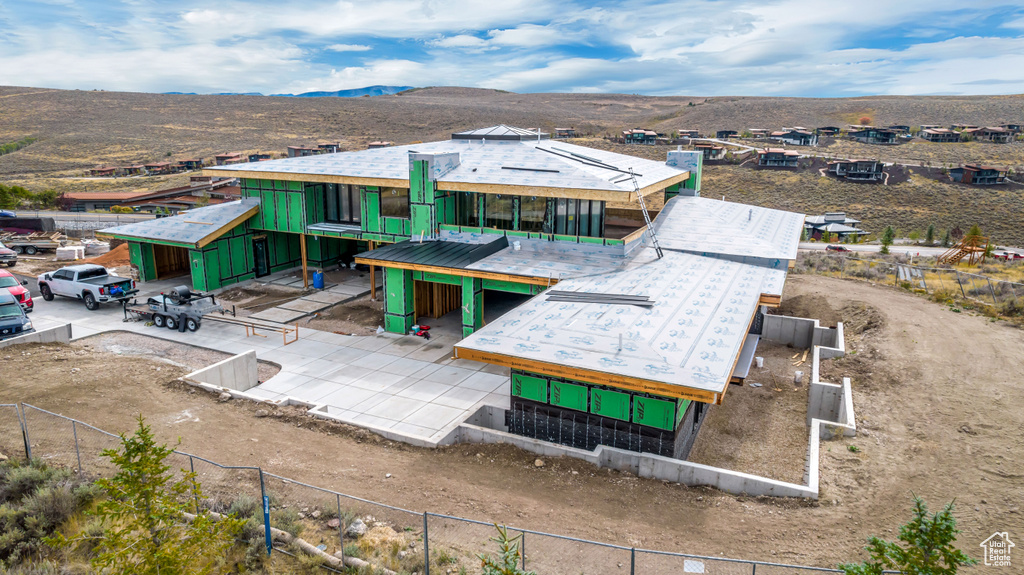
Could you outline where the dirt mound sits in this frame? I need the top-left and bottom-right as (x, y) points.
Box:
(773, 294), (841, 326)
(838, 301), (885, 335)
(84, 243), (130, 267)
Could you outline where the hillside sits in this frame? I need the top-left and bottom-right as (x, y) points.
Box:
(1, 85), (1022, 243)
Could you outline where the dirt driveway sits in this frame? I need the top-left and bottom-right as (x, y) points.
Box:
(1, 274), (1021, 569)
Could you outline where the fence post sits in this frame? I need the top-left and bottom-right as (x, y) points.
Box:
(521, 531), (526, 570)
(18, 404), (31, 460)
(72, 420), (82, 473)
(423, 512), (430, 575)
(259, 469), (271, 557)
(956, 271), (966, 298)
(987, 278), (998, 305)
(630, 548), (635, 575)
(752, 561), (756, 574)
(336, 494), (344, 562)
(189, 456), (199, 512)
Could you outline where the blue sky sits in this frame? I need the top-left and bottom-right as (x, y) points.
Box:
(2, 0), (1024, 96)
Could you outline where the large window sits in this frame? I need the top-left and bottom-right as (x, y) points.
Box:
(519, 196), (547, 232)
(457, 192), (481, 227)
(380, 187), (410, 218)
(484, 195), (515, 230)
(553, 199), (604, 237)
(324, 184), (361, 224)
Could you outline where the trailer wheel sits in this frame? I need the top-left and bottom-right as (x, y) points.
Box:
(40, 284), (53, 301)
(13, 246), (24, 254)
(165, 316), (177, 330)
(24, 246), (37, 255)
(186, 318), (199, 332)
(83, 292), (98, 310)
(153, 314), (165, 327)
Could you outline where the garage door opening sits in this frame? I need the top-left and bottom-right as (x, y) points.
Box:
(153, 244), (190, 280)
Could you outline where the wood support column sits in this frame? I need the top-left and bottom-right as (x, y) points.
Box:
(300, 233), (308, 288)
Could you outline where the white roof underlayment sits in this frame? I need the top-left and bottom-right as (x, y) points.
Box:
(456, 248), (786, 399)
(654, 196), (805, 266)
(208, 139), (688, 194)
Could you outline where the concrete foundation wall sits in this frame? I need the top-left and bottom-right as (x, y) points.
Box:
(0, 324), (73, 349)
(185, 351), (259, 391)
(762, 315), (844, 358)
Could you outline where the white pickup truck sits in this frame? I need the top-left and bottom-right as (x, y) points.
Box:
(38, 264), (138, 310)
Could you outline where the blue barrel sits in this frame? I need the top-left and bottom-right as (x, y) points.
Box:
(312, 270), (324, 289)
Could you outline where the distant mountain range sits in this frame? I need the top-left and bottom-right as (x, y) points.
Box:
(163, 85), (414, 98)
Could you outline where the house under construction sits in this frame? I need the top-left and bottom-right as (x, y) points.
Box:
(101, 125), (804, 458)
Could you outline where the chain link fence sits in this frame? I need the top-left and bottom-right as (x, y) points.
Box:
(6, 403), (858, 574)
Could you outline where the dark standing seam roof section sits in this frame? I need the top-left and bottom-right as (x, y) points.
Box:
(355, 237), (510, 269)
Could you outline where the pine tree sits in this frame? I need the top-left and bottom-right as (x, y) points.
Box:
(840, 495), (975, 575)
(942, 229), (952, 247)
(926, 224), (936, 246)
(66, 415), (244, 575)
(880, 226), (895, 255)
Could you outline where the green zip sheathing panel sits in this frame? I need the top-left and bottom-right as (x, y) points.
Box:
(461, 276), (483, 337)
(676, 399), (692, 427)
(129, 242), (157, 282)
(632, 396), (677, 431)
(305, 236), (349, 268)
(590, 388), (630, 421)
(363, 188), (382, 233)
(512, 373), (548, 403)
(185, 224), (257, 291)
(481, 279), (545, 295)
(409, 159), (437, 238)
(412, 271), (462, 285)
(383, 267), (415, 334)
(549, 381), (587, 411)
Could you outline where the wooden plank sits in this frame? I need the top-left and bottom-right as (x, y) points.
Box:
(453, 347), (721, 404)
(353, 257), (560, 287)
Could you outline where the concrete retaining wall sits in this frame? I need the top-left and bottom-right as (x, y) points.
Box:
(454, 423), (816, 497)
(0, 323), (72, 349)
(185, 351), (259, 391)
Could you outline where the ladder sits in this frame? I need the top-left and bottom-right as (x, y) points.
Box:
(630, 168), (664, 259)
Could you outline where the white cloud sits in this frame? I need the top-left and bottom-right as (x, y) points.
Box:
(0, 0), (1023, 96)
(325, 43), (372, 52)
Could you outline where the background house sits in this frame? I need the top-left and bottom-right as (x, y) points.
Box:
(694, 142), (726, 161)
(920, 128), (960, 142)
(757, 148), (800, 167)
(849, 127), (897, 144)
(949, 164), (1008, 185)
(804, 212), (867, 240)
(963, 127), (1013, 143)
(622, 128), (658, 145)
(770, 129), (817, 146)
(827, 159), (884, 181)
(716, 130), (738, 139)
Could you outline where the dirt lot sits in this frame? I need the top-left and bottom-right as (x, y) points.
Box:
(1, 274), (1022, 569)
(73, 331), (280, 382)
(688, 341), (812, 484)
(304, 295), (384, 335)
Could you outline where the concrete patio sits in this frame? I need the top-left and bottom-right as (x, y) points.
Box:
(25, 278), (509, 445)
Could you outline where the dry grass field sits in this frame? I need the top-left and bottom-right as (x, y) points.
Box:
(2, 85), (1024, 241)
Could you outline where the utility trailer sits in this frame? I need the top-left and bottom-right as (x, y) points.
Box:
(0, 232), (67, 255)
(123, 285), (229, 332)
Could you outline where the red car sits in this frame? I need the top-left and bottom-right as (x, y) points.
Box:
(0, 269), (32, 312)
(825, 244), (851, 252)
